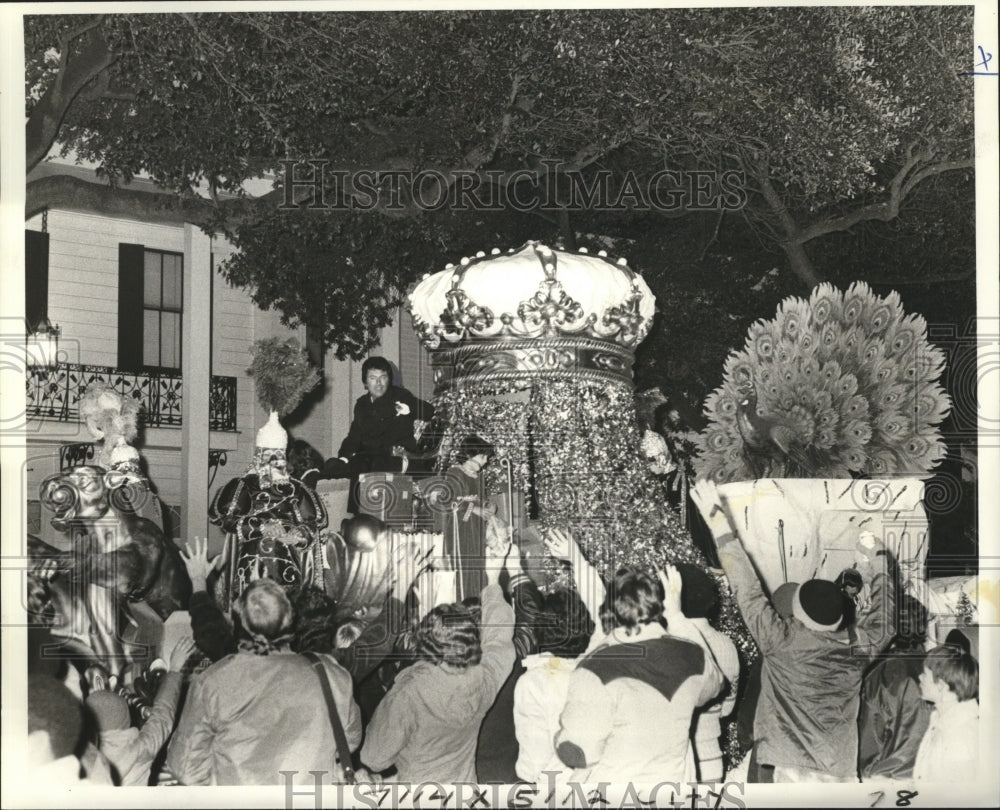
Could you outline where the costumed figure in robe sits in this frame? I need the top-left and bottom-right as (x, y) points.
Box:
(421, 434), (509, 602)
(210, 338), (324, 609)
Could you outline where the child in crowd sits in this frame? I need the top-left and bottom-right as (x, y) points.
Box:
(913, 642), (979, 782)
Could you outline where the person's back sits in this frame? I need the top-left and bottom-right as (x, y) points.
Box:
(858, 598), (932, 782)
(689, 483), (896, 783)
(361, 576), (515, 783)
(559, 631), (707, 784)
(166, 578), (361, 785)
(858, 654), (930, 781)
(555, 566), (708, 785)
(755, 618), (871, 779)
(168, 650), (359, 785)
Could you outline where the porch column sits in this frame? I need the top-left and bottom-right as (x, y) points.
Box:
(181, 224), (212, 542)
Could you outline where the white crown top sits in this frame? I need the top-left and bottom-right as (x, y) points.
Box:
(408, 241), (657, 349)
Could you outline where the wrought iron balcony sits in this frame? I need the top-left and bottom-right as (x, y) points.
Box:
(27, 363), (238, 432)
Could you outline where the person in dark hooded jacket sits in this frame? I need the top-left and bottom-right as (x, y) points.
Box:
(691, 480), (896, 783)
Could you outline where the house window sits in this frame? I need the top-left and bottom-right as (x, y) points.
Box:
(25, 230), (50, 332)
(118, 243), (183, 372)
(142, 250), (183, 370)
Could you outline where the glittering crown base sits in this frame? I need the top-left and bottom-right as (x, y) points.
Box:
(429, 336), (635, 393)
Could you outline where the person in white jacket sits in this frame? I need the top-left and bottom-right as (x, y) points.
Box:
(913, 642), (979, 782)
(513, 528), (605, 785)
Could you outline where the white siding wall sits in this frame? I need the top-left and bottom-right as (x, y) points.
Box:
(26, 206), (431, 553)
(398, 308), (435, 403)
(26, 210), (186, 369)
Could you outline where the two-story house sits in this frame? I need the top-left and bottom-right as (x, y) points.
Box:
(25, 161), (433, 552)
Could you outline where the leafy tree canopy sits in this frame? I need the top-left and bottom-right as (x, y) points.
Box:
(25, 7), (975, 386)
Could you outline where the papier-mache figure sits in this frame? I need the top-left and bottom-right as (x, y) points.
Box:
(31, 383), (190, 680)
(80, 382), (143, 475)
(210, 338), (326, 608)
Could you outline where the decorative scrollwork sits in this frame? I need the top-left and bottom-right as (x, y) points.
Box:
(59, 443), (95, 471)
(26, 363), (238, 432)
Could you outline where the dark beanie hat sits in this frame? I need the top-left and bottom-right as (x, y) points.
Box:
(793, 579), (844, 632)
(675, 563), (720, 619)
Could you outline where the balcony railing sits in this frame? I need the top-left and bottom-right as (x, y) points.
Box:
(27, 363), (238, 432)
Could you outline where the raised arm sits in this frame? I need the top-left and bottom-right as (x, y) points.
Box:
(136, 635), (194, 761)
(690, 480), (788, 654)
(165, 678), (216, 786)
(544, 528), (606, 646)
(478, 543), (516, 693)
(852, 532), (896, 658)
(180, 538), (236, 662)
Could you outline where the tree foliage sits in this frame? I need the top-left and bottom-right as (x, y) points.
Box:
(25, 8), (974, 383)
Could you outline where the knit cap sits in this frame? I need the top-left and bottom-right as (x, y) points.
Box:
(85, 690), (131, 732)
(792, 579), (844, 632)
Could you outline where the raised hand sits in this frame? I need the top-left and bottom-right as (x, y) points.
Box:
(690, 479), (733, 539)
(483, 530), (511, 585)
(854, 530), (887, 578)
(544, 527), (581, 562)
(657, 564), (683, 618)
(180, 536), (223, 591)
(166, 633), (198, 672)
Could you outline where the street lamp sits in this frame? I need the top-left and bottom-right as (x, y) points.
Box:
(28, 316), (61, 369)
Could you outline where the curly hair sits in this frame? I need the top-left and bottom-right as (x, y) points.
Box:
(414, 602), (482, 669)
(234, 579), (295, 654)
(289, 584), (338, 654)
(80, 382), (139, 444)
(600, 567), (664, 636)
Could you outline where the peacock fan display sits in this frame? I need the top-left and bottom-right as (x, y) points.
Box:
(696, 282), (951, 483)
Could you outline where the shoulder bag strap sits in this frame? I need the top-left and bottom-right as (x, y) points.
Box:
(303, 652), (356, 784)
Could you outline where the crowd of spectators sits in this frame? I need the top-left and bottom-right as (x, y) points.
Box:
(26, 482), (979, 791)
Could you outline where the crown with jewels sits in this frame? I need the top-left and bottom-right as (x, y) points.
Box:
(408, 241), (657, 392)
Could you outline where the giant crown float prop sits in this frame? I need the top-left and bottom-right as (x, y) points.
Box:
(407, 240), (708, 584)
(409, 241), (656, 392)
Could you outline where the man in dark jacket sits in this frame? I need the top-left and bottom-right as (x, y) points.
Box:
(691, 480), (896, 783)
(857, 595), (932, 781)
(324, 357), (434, 479)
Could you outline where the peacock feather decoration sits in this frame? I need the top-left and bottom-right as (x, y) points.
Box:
(695, 282), (951, 483)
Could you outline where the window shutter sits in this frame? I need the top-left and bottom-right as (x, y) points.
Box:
(118, 243), (145, 371)
(25, 230), (50, 331)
